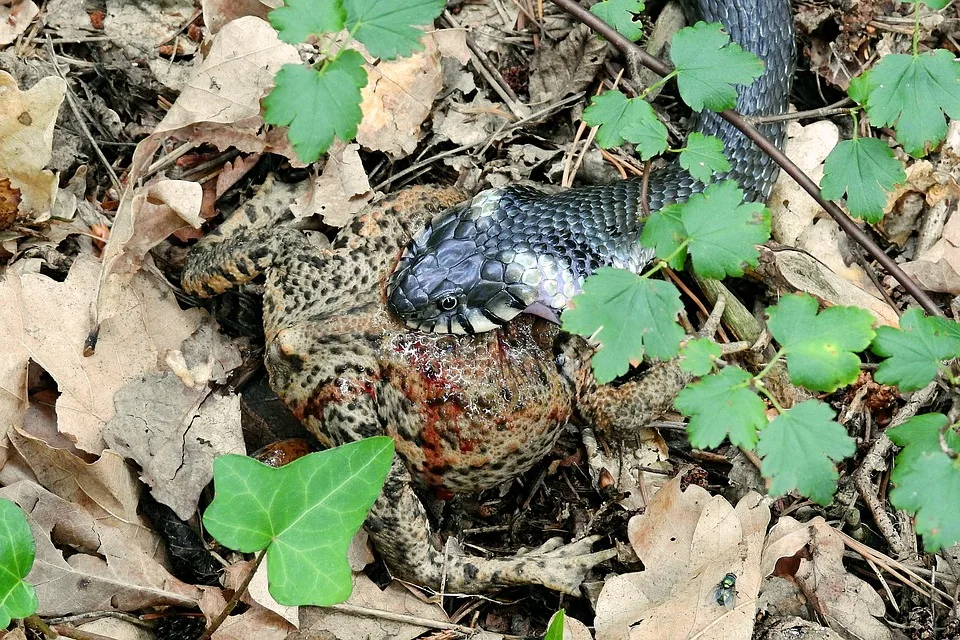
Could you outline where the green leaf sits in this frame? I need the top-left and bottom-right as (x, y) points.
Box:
(903, 0), (950, 10)
(863, 50), (960, 157)
(269, 0), (345, 44)
(680, 180), (770, 278)
(848, 73), (871, 105)
(888, 414), (960, 550)
(0, 498), (38, 628)
(544, 610), (566, 640)
(640, 203), (686, 270)
(820, 137), (906, 222)
(679, 132), (730, 183)
(670, 21), (764, 112)
(767, 294), (875, 392)
(344, 0), (446, 59)
(589, 0), (645, 41)
(583, 90), (667, 157)
(263, 52), (368, 163)
(872, 307), (960, 391)
(756, 401), (855, 505)
(562, 268), (685, 383)
(679, 337), (722, 376)
(675, 366), (766, 449)
(203, 437), (395, 606)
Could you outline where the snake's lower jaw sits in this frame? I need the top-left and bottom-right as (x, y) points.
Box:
(522, 302), (562, 325)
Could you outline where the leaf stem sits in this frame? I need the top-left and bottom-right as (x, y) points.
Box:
(642, 239), (690, 278)
(198, 548), (267, 640)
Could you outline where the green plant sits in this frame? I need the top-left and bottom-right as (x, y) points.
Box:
(0, 498), (38, 628)
(203, 437), (394, 607)
(263, 0), (446, 163)
(564, 0), (960, 547)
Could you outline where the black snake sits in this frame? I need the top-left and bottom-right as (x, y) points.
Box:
(387, 0), (795, 334)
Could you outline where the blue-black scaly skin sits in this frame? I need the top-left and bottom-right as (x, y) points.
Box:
(388, 0), (796, 334)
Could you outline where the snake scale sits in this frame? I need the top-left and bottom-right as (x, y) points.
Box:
(387, 0), (795, 335)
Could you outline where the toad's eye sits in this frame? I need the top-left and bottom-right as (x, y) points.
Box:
(438, 296), (458, 311)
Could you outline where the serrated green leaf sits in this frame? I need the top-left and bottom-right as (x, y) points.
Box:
(562, 268), (685, 383)
(670, 22), (764, 112)
(888, 414), (960, 550)
(872, 308), (960, 391)
(584, 90), (667, 156)
(263, 52), (368, 163)
(203, 437), (394, 606)
(767, 294), (875, 392)
(640, 203), (687, 269)
(0, 498), (38, 628)
(756, 401), (855, 505)
(544, 610), (566, 640)
(679, 132), (729, 183)
(864, 50), (960, 157)
(589, 0), (645, 41)
(820, 137), (906, 222)
(680, 180), (770, 278)
(344, 0), (446, 59)
(679, 337), (722, 375)
(848, 73), (871, 105)
(675, 366), (766, 449)
(269, 0), (345, 44)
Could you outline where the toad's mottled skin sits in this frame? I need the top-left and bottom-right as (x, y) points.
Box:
(183, 178), (689, 594)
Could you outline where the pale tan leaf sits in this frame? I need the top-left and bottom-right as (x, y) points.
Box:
(0, 1), (39, 46)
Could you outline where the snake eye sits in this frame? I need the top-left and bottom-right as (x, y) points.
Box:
(438, 295), (458, 311)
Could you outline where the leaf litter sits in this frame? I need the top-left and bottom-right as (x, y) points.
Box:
(0, 0), (955, 638)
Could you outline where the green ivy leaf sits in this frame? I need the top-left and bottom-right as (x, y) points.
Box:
(872, 307), (960, 391)
(675, 366), (766, 449)
(544, 610), (566, 640)
(0, 498), (38, 628)
(820, 137), (906, 222)
(888, 414), (960, 550)
(863, 50), (960, 157)
(589, 0), (645, 41)
(767, 294), (875, 392)
(679, 337), (722, 376)
(640, 203), (686, 270)
(263, 52), (368, 163)
(679, 132), (730, 183)
(679, 180), (770, 278)
(756, 401), (855, 505)
(562, 268), (685, 383)
(269, 0), (345, 44)
(203, 437), (395, 606)
(344, 0), (446, 59)
(670, 21), (764, 112)
(584, 90), (667, 157)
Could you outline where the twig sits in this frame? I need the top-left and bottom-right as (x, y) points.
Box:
(45, 38), (122, 193)
(329, 603), (482, 635)
(853, 380), (939, 558)
(550, 0), (944, 318)
(745, 98), (855, 125)
(141, 141), (195, 183)
(198, 549), (266, 640)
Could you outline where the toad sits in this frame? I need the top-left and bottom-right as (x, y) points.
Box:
(183, 177), (689, 594)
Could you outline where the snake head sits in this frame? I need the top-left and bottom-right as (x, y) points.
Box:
(387, 198), (541, 335)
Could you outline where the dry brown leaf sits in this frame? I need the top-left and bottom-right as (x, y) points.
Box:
(290, 142), (371, 227)
(0, 71), (65, 219)
(105, 0), (197, 90)
(0, 0), (39, 45)
(103, 378), (243, 520)
(199, 584), (295, 640)
(595, 479), (769, 640)
(529, 24), (605, 103)
(0, 481), (200, 616)
(202, 0), (274, 34)
(298, 573), (450, 640)
(761, 517), (891, 640)
(582, 426), (670, 512)
(0, 255), (206, 453)
(356, 33), (450, 159)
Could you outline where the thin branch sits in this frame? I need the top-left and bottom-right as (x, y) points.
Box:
(550, 0), (943, 317)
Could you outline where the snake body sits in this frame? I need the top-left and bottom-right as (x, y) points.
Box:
(388, 0), (795, 335)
